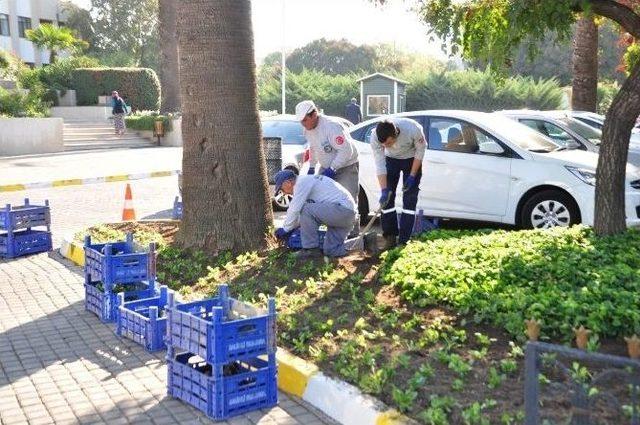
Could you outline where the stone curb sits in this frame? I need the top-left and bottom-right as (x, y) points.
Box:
(0, 170), (181, 193)
(58, 233), (414, 425)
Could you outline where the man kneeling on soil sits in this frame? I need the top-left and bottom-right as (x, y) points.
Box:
(273, 170), (356, 258)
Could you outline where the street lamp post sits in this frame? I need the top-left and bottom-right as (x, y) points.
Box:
(281, 0), (286, 114)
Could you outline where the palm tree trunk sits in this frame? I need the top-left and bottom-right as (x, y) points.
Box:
(572, 16), (599, 111)
(594, 61), (640, 235)
(158, 0), (181, 113)
(176, 0), (272, 254)
(49, 50), (56, 64)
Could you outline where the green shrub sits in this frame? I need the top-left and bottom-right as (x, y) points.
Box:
(125, 111), (172, 132)
(72, 67), (161, 111)
(381, 226), (640, 340)
(596, 80), (620, 115)
(258, 69), (359, 116)
(405, 69), (563, 111)
(0, 87), (51, 117)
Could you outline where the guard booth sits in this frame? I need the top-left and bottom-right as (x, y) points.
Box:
(357, 73), (408, 121)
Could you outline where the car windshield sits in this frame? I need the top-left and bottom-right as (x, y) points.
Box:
(488, 115), (560, 152)
(261, 120), (306, 145)
(556, 117), (602, 145)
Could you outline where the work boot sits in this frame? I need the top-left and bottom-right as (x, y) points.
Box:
(295, 248), (322, 259)
(383, 235), (397, 250)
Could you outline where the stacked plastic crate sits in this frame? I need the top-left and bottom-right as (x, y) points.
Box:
(0, 199), (52, 259)
(166, 284), (278, 420)
(117, 285), (175, 352)
(83, 233), (157, 323)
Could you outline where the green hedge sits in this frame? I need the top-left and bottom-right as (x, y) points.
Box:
(405, 69), (563, 112)
(381, 226), (640, 341)
(258, 69), (359, 117)
(72, 67), (161, 111)
(125, 113), (172, 132)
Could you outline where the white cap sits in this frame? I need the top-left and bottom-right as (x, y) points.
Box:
(295, 100), (316, 121)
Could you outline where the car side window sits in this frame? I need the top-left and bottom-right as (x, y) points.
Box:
(520, 119), (544, 133)
(428, 118), (503, 155)
(363, 124), (376, 144)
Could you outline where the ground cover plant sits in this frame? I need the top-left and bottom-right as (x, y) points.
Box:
(80, 222), (638, 423)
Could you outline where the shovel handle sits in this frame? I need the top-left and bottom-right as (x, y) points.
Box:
(360, 206), (382, 235)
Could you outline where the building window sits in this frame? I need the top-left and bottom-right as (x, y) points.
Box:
(18, 16), (32, 38)
(366, 95), (391, 116)
(0, 14), (9, 36)
(39, 19), (53, 26)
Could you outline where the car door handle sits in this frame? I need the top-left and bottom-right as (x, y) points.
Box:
(426, 159), (445, 164)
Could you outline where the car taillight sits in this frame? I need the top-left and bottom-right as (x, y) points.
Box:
(303, 148), (310, 163)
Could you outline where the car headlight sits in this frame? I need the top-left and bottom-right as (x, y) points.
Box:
(566, 166), (596, 186)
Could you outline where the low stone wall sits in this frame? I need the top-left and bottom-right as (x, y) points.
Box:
(0, 118), (64, 156)
(51, 106), (111, 121)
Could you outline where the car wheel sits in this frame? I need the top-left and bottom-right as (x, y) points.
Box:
(358, 188), (370, 225)
(273, 189), (292, 211)
(521, 190), (580, 229)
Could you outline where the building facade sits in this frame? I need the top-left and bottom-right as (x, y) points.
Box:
(0, 0), (64, 67)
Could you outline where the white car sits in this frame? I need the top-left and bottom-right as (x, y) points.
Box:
(349, 110), (640, 229)
(498, 110), (640, 167)
(567, 110), (640, 143)
(262, 114), (353, 210)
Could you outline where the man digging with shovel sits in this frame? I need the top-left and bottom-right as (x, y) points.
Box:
(273, 170), (356, 258)
(371, 118), (427, 250)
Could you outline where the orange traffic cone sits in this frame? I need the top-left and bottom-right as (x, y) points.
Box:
(122, 183), (136, 221)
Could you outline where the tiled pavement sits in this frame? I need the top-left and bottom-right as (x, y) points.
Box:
(0, 253), (336, 425)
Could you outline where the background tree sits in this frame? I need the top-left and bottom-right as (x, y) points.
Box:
(158, 0), (181, 113)
(572, 16), (599, 111)
(511, 21), (626, 85)
(26, 24), (87, 63)
(386, 0), (640, 235)
(286, 38), (378, 75)
(177, 0), (272, 253)
(62, 0), (160, 71)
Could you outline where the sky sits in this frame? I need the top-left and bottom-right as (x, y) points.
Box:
(68, 0), (446, 63)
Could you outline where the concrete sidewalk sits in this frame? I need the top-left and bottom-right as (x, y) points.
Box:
(0, 147), (182, 187)
(0, 253), (336, 425)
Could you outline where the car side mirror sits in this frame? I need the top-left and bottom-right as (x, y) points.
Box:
(479, 141), (505, 155)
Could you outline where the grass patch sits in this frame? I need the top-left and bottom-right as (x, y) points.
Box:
(381, 226), (640, 340)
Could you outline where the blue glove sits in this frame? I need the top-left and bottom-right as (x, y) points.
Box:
(379, 188), (392, 208)
(307, 167), (315, 175)
(274, 228), (289, 240)
(403, 175), (417, 192)
(322, 168), (337, 179)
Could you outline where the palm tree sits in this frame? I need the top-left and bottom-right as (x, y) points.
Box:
(571, 16), (599, 112)
(158, 0), (181, 113)
(176, 0), (273, 253)
(26, 23), (87, 64)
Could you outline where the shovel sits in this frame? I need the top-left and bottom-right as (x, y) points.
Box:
(344, 206), (383, 254)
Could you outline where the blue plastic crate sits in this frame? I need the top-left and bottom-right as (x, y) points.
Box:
(167, 352), (277, 420)
(287, 228), (326, 250)
(84, 233), (155, 287)
(173, 196), (182, 220)
(84, 280), (156, 323)
(0, 229), (52, 259)
(167, 285), (277, 365)
(0, 199), (50, 232)
(117, 286), (173, 351)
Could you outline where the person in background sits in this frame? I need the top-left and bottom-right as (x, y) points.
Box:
(111, 90), (127, 135)
(371, 118), (427, 249)
(345, 97), (362, 125)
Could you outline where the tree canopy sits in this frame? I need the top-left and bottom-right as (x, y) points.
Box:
(25, 24), (87, 63)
